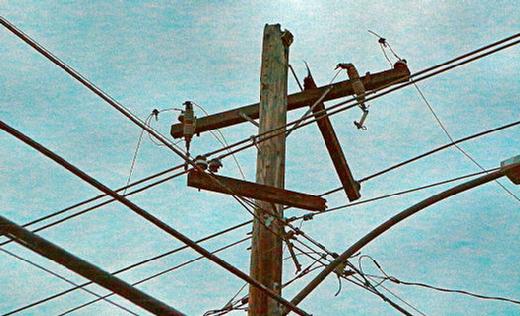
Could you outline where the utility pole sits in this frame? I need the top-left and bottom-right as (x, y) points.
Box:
(249, 24), (292, 316)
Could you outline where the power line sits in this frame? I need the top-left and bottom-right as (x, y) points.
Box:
(0, 248), (138, 316)
(370, 279), (427, 316)
(202, 34), (520, 161)
(287, 168), (510, 310)
(2, 16), (518, 315)
(0, 121), (309, 316)
(0, 162), (186, 239)
(320, 119), (520, 197)
(59, 236), (252, 315)
(4, 220), (252, 315)
(8, 114), (516, 250)
(412, 81), (520, 203)
(2, 118), (515, 314)
(0, 168), (189, 248)
(3, 15), (517, 272)
(360, 255), (520, 306)
(123, 113), (153, 194)
(294, 168), (500, 221)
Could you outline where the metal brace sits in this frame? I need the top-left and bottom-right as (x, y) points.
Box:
(239, 112), (259, 127)
(284, 230), (302, 273)
(354, 105), (369, 130)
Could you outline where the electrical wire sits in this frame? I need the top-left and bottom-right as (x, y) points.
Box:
(0, 162), (186, 245)
(375, 282), (427, 316)
(1, 122), (309, 316)
(3, 19), (516, 260)
(1, 117), (514, 315)
(412, 81), (520, 203)
(0, 248), (138, 316)
(3, 17), (519, 314)
(9, 113), (515, 253)
(360, 255), (520, 306)
(123, 113), (153, 194)
(191, 102), (247, 180)
(319, 119), (520, 197)
(369, 30), (519, 204)
(58, 236), (252, 316)
(199, 33), (520, 161)
(2, 220), (252, 315)
(293, 167), (500, 221)
(4, 125), (498, 305)
(0, 168), (189, 248)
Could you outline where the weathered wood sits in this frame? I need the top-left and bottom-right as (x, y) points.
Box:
(249, 24), (291, 316)
(170, 64), (410, 138)
(187, 171), (326, 211)
(304, 74), (361, 201)
(501, 155), (520, 184)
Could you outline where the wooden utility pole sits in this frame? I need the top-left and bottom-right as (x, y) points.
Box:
(249, 24), (292, 316)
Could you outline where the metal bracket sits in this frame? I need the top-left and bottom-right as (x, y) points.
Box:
(239, 112), (260, 127)
(354, 106), (369, 130)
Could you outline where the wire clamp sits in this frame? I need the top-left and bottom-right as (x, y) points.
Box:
(354, 105), (369, 130)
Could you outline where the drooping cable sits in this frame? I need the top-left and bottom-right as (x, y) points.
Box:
(58, 237), (252, 315)
(0, 248), (138, 316)
(360, 255), (520, 306)
(4, 220), (251, 315)
(412, 81), (520, 203)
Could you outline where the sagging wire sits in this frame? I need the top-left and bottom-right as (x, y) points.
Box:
(204, 253), (330, 316)
(359, 254), (520, 306)
(203, 283), (248, 316)
(0, 248), (138, 316)
(369, 29), (404, 66)
(191, 101), (247, 180)
(411, 81), (520, 203)
(123, 109), (182, 194)
(369, 30), (519, 204)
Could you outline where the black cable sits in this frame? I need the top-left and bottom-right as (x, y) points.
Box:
(202, 34), (520, 161)
(318, 119), (520, 198)
(0, 248), (138, 316)
(0, 162), (185, 242)
(294, 167), (500, 221)
(58, 236), (252, 315)
(3, 17), (517, 269)
(0, 168), (189, 248)
(411, 81), (520, 203)
(3, 220), (252, 315)
(361, 255), (520, 306)
(393, 279), (520, 306)
(3, 17), (518, 314)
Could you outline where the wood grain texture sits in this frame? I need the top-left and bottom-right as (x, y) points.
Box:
(170, 64), (410, 137)
(304, 74), (361, 201)
(187, 171), (326, 211)
(249, 24), (291, 316)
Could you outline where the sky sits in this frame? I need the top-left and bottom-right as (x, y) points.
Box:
(0, 1), (519, 315)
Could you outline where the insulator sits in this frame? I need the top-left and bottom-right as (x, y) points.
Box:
(208, 158), (223, 173)
(193, 155), (208, 171)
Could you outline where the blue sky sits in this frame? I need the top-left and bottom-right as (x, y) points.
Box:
(0, 1), (519, 315)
